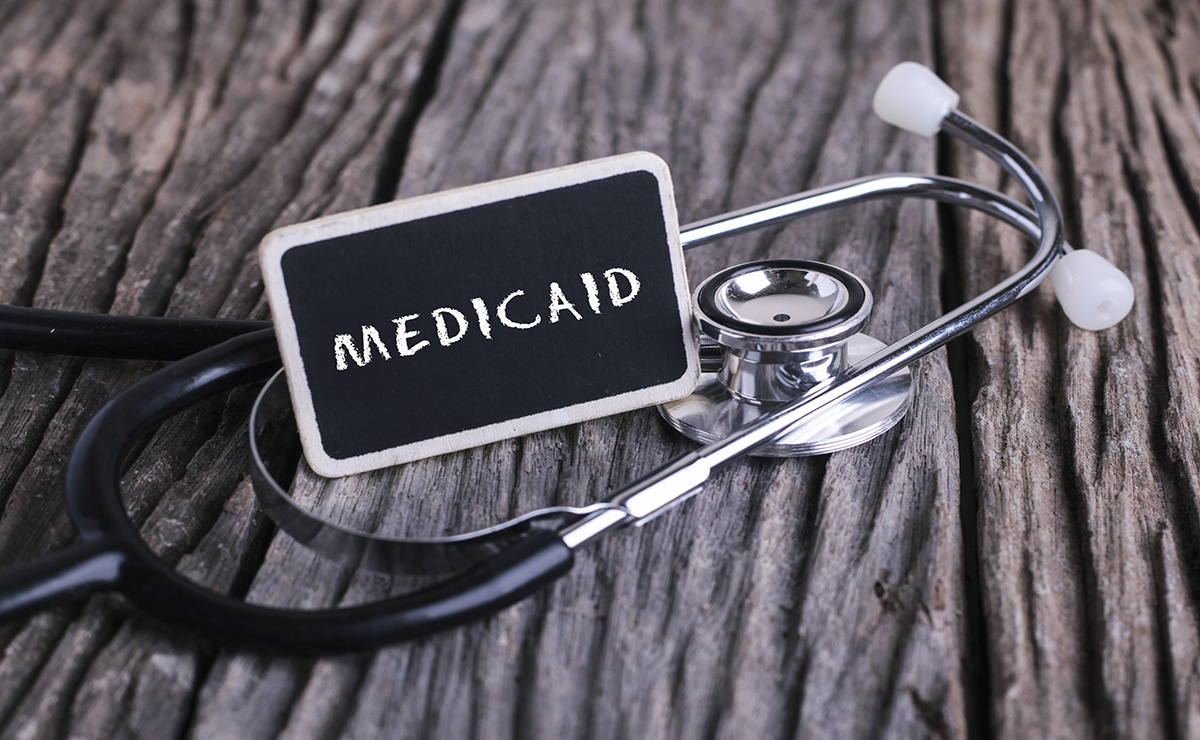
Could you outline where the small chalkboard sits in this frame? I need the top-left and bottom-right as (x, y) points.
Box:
(260, 152), (699, 477)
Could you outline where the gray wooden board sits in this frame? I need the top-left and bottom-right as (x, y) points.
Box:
(0, 0), (1193, 738)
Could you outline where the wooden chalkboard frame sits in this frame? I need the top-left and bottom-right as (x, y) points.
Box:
(260, 152), (699, 477)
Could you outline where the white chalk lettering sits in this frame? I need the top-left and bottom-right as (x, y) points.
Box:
(333, 267), (644, 370)
(334, 325), (391, 371)
(605, 267), (640, 307)
(432, 307), (469, 346)
(581, 272), (602, 314)
(547, 281), (582, 323)
(471, 297), (493, 339)
(497, 290), (542, 329)
(392, 314), (429, 356)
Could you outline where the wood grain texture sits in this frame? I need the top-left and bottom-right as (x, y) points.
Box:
(938, 0), (1200, 737)
(0, 0), (1192, 738)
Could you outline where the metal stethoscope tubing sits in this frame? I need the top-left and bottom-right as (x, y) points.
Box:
(559, 110), (1065, 547)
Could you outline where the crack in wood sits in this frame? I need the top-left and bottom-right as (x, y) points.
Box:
(1148, 527), (1184, 740)
(1153, 108), (1200, 244)
(370, 0), (467, 204)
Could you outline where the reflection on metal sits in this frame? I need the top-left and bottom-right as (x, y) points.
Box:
(661, 259), (909, 455)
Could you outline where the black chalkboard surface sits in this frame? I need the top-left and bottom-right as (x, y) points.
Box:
(261, 152), (699, 477)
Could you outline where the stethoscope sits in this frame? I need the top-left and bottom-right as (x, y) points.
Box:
(0, 64), (1134, 653)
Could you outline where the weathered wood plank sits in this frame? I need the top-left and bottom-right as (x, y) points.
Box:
(0, 0), (1192, 738)
(939, 0), (1200, 737)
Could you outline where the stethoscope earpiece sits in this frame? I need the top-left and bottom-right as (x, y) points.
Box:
(872, 61), (960, 137)
(1050, 249), (1135, 331)
(660, 260), (912, 456)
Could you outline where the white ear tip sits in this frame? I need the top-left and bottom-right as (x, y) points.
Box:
(872, 62), (960, 137)
(1051, 249), (1135, 331)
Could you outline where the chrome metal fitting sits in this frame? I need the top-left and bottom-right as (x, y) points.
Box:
(661, 259), (912, 456)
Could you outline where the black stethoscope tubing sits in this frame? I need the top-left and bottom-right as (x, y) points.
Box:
(0, 328), (573, 653)
(0, 305), (269, 360)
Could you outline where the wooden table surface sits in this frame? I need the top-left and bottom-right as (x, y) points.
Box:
(0, 0), (1196, 738)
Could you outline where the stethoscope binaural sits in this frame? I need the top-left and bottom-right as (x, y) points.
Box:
(0, 63), (1134, 653)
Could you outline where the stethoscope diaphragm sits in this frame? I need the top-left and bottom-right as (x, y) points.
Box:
(660, 260), (912, 455)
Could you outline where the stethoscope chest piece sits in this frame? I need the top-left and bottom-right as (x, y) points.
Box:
(660, 260), (913, 456)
